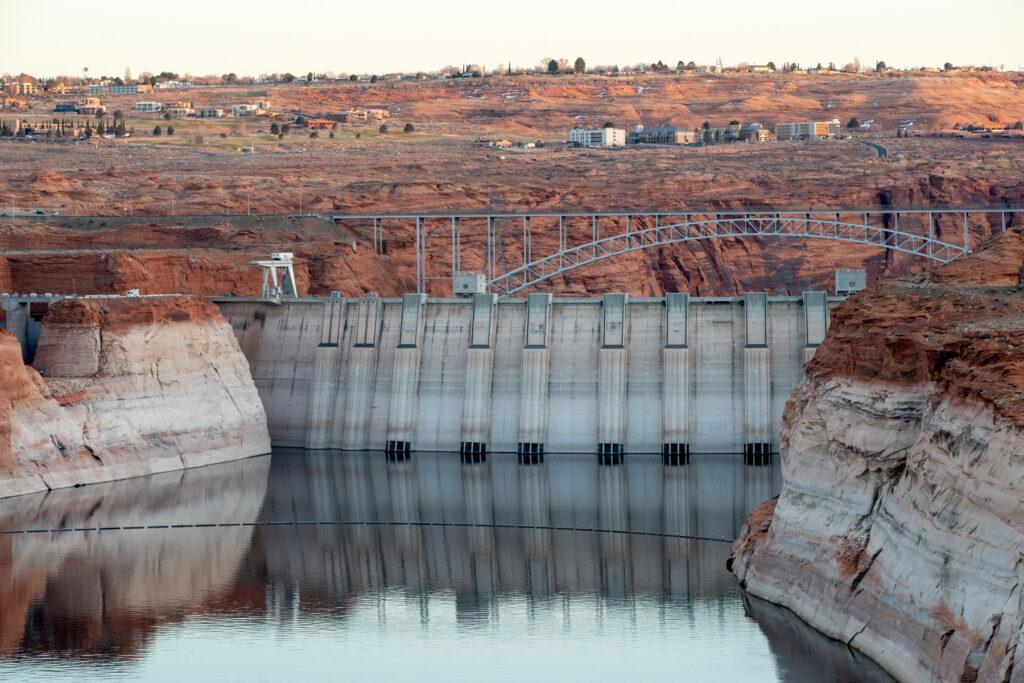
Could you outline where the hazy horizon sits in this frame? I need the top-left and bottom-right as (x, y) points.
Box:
(2, 0), (1021, 78)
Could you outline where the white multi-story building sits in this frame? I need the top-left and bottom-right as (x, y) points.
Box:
(232, 103), (259, 116)
(196, 107), (224, 118)
(133, 101), (163, 112)
(775, 119), (841, 140)
(568, 127), (626, 147)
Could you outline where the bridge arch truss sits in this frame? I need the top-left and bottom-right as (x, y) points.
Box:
(330, 208), (1020, 296)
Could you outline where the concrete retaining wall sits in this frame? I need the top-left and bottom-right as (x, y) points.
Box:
(217, 292), (837, 455)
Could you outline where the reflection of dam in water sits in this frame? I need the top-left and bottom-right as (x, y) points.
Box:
(218, 292), (838, 460)
(257, 451), (781, 605)
(0, 451), (892, 681)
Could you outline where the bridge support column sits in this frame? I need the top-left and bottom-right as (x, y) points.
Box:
(341, 295), (382, 450)
(386, 293), (428, 455)
(661, 292), (691, 465)
(1, 300), (30, 364)
(597, 294), (628, 464)
(461, 293), (498, 461)
(802, 291), (828, 365)
(305, 299), (345, 449)
(743, 292), (772, 464)
(518, 293), (551, 462)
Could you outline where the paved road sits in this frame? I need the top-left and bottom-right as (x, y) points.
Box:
(855, 139), (888, 158)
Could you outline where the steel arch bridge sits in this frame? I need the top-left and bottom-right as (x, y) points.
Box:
(330, 208), (1020, 296)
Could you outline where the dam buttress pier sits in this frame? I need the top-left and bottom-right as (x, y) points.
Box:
(216, 291), (835, 461)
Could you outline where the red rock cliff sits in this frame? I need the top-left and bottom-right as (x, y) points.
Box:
(730, 229), (1024, 682)
(0, 296), (271, 498)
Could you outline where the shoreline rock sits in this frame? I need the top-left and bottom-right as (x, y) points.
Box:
(0, 296), (271, 498)
(730, 230), (1024, 683)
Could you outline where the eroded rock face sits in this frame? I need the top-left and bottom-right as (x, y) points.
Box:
(730, 230), (1024, 683)
(0, 296), (271, 498)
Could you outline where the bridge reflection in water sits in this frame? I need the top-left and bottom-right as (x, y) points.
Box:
(0, 450), (892, 681)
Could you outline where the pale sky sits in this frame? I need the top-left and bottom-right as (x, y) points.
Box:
(2, 0), (1021, 77)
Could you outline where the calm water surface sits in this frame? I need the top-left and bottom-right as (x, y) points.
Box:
(0, 450), (892, 681)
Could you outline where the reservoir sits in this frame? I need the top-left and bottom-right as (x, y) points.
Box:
(0, 449), (892, 681)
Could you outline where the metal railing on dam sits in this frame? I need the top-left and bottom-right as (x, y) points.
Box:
(329, 207), (1021, 295)
(215, 292), (840, 461)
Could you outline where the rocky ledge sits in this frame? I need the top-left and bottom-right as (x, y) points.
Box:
(730, 229), (1024, 683)
(0, 296), (270, 498)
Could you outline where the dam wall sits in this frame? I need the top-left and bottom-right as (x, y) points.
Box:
(216, 293), (839, 457)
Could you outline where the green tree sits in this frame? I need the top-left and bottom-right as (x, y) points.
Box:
(701, 121), (710, 130)
(270, 122), (279, 135)
(306, 71), (314, 83)
(547, 59), (559, 75)
(281, 73), (295, 83)
(222, 72), (238, 84)
(766, 61), (776, 71)
(167, 125), (173, 135)
(163, 112), (171, 120)
(574, 57), (586, 74)
(943, 62), (954, 71)
(847, 117), (860, 128)
(310, 131), (318, 138)
(379, 123), (388, 134)
(349, 74), (358, 81)
(728, 120), (739, 126)
(875, 60), (887, 72)
(278, 133), (284, 139)
(295, 116), (306, 126)
(281, 124), (290, 134)
(153, 125), (162, 136)
(355, 132), (361, 139)
(329, 131), (335, 138)
(370, 74), (378, 83)
(602, 121), (614, 128)
(403, 122), (415, 133)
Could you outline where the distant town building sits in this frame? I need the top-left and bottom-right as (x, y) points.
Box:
(740, 122), (773, 141)
(775, 119), (841, 140)
(1, 98), (29, 110)
(569, 127), (626, 147)
(54, 102), (78, 113)
(89, 84), (151, 95)
(154, 81), (193, 90)
(4, 81), (37, 96)
(196, 107), (224, 118)
(77, 102), (106, 116)
(231, 101), (270, 117)
(133, 101), (163, 112)
(627, 125), (697, 145)
(305, 117), (335, 130)
(166, 106), (194, 117)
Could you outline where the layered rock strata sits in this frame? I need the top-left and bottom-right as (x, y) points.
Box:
(0, 296), (270, 498)
(731, 229), (1024, 683)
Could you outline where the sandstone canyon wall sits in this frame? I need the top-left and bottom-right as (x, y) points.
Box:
(730, 230), (1024, 682)
(0, 296), (270, 498)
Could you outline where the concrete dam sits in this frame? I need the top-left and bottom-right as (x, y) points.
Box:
(216, 292), (838, 462)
